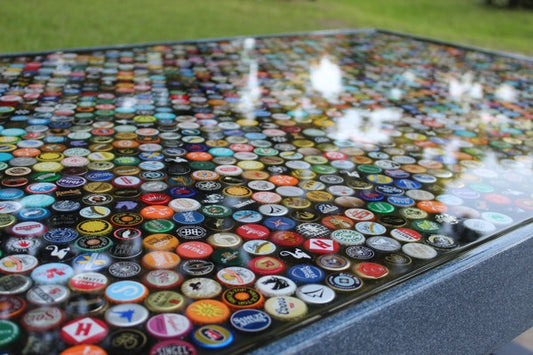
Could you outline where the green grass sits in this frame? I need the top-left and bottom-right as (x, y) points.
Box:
(1, 0), (532, 55)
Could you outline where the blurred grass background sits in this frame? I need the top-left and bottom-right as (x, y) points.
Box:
(0, 0), (532, 55)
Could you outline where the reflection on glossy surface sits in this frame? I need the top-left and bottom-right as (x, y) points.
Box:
(0, 30), (531, 355)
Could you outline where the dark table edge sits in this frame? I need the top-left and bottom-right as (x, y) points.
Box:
(248, 222), (533, 355)
(1, 28), (531, 63)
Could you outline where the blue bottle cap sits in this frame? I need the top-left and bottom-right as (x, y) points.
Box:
(86, 171), (114, 181)
(173, 211), (205, 225)
(287, 264), (326, 284)
(387, 195), (415, 207)
(162, 148), (187, 157)
(17, 207), (51, 221)
(168, 186), (197, 198)
(208, 147), (234, 157)
(315, 203), (341, 215)
(138, 152), (165, 161)
(105, 281), (148, 303)
(31, 263), (74, 284)
(26, 182), (57, 194)
(375, 185), (404, 196)
(1, 128), (26, 136)
(394, 179), (422, 190)
(191, 324), (234, 349)
(0, 188), (24, 200)
(384, 169), (410, 179)
(72, 253), (112, 272)
(51, 200), (81, 213)
(138, 161), (165, 171)
(0, 153), (14, 162)
(358, 190), (385, 202)
(20, 194), (55, 208)
(44, 228), (78, 244)
(263, 217), (296, 231)
(230, 309), (271, 333)
(232, 210), (262, 223)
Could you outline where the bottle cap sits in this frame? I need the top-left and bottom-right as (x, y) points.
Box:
(255, 275), (296, 297)
(60, 345), (108, 355)
(0, 320), (19, 347)
(146, 313), (192, 339)
(248, 256), (285, 275)
(352, 262), (389, 279)
(402, 243), (438, 259)
(26, 284), (70, 306)
(0, 274), (32, 295)
(104, 329), (148, 355)
(181, 278), (222, 299)
(316, 254), (351, 271)
(0, 295), (26, 318)
(191, 325), (233, 349)
(104, 303), (149, 327)
(21, 306), (65, 331)
(326, 272), (363, 292)
(141, 251), (181, 270)
(264, 296), (307, 321)
(176, 241), (214, 259)
(60, 317), (109, 345)
(295, 284), (336, 304)
(216, 267), (255, 287)
(142, 270), (184, 290)
(230, 309), (271, 333)
(185, 300), (230, 324)
(144, 291), (186, 313)
(105, 281), (148, 304)
(68, 272), (109, 293)
(149, 340), (197, 355)
(222, 287), (265, 310)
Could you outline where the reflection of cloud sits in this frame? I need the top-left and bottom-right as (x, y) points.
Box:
(495, 84), (517, 102)
(389, 88), (403, 100)
(448, 73), (483, 100)
(310, 56), (342, 102)
(402, 70), (416, 82)
(328, 108), (401, 144)
(120, 97), (137, 108)
(239, 38), (261, 119)
(243, 38), (255, 51)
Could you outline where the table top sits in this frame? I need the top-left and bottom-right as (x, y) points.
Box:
(0, 29), (531, 355)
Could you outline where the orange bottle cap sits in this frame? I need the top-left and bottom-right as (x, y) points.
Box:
(60, 345), (108, 355)
(185, 300), (230, 324)
(140, 205), (174, 219)
(143, 234), (179, 251)
(141, 251), (181, 269)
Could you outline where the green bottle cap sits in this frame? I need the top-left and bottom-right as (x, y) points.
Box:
(143, 219), (176, 233)
(357, 164), (382, 174)
(367, 201), (395, 214)
(0, 320), (20, 347)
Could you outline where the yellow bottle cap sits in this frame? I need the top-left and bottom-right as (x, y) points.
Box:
(144, 291), (186, 313)
(32, 162), (63, 172)
(76, 219), (113, 236)
(83, 182), (114, 193)
(264, 296), (307, 321)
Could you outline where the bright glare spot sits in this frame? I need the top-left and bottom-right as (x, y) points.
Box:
(244, 38), (255, 51)
(329, 108), (401, 144)
(448, 73), (483, 100)
(121, 97), (137, 108)
(310, 56), (342, 102)
(389, 88), (403, 100)
(495, 84), (517, 102)
(402, 71), (416, 82)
